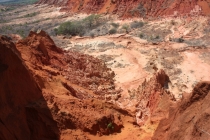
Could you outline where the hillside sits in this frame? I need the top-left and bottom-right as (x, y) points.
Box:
(0, 0), (38, 5)
(0, 31), (127, 139)
(0, 1), (210, 140)
(37, 0), (210, 17)
(1, 31), (210, 139)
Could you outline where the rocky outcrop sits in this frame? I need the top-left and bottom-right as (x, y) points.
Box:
(133, 69), (174, 126)
(0, 35), (59, 140)
(37, 0), (210, 17)
(152, 82), (210, 140)
(0, 31), (129, 140)
(132, 69), (210, 139)
(16, 30), (116, 97)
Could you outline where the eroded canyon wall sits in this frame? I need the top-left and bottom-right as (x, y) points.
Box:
(37, 0), (210, 17)
(0, 31), (127, 139)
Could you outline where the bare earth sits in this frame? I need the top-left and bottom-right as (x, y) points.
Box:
(1, 3), (210, 140)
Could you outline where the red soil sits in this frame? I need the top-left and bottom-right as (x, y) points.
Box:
(0, 31), (128, 139)
(37, 0), (210, 17)
(153, 82), (210, 140)
(1, 30), (210, 139)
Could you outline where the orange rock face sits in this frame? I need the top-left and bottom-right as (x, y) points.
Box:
(0, 31), (127, 140)
(132, 69), (210, 139)
(153, 82), (210, 140)
(133, 69), (174, 126)
(1, 30), (210, 139)
(0, 34), (60, 140)
(37, 0), (210, 17)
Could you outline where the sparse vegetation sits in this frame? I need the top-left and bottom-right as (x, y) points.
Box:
(138, 33), (162, 42)
(128, 90), (136, 99)
(148, 34), (162, 42)
(0, 0), (38, 5)
(111, 22), (119, 28)
(0, 6), (15, 12)
(139, 33), (144, 39)
(0, 15), (59, 37)
(155, 35), (160, 39)
(54, 14), (106, 36)
(54, 21), (85, 36)
(109, 28), (117, 34)
(137, 4), (146, 16)
(178, 37), (184, 43)
(0, 24), (28, 38)
(130, 21), (144, 29)
(122, 24), (130, 33)
(23, 12), (38, 18)
(185, 39), (207, 47)
(83, 14), (101, 28)
(16, 29), (25, 37)
(90, 32), (95, 38)
(170, 20), (176, 25)
(129, 3), (146, 17)
(0, 19), (7, 23)
(171, 37), (185, 43)
(107, 122), (114, 132)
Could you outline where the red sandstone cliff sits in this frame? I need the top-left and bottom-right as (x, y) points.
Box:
(0, 31), (127, 140)
(134, 70), (174, 126)
(37, 0), (210, 17)
(0, 35), (59, 140)
(129, 69), (210, 140)
(152, 82), (210, 140)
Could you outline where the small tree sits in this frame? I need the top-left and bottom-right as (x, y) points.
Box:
(109, 28), (117, 34)
(155, 35), (160, 39)
(139, 33), (144, 39)
(54, 21), (85, 36)
(130, 21), (144, 29)
(178, 37), (184, 43)
(83, 14), (100, 28)
(122, 24), (130, 33)
(111, 23), (119, 28)
(90, 32), (95, 38)
(107, 122), (114, 133)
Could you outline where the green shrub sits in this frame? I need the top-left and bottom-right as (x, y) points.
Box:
(23, 12), (38, 18)
(130, 21), (144, 29)
(155, 35), (160, 39)
(137, 4), (146, 17)
(90, 32), (95, 38)
(107, 122), (114, 130)
(111, 23), (119, 28)
(171, 37), (185, 43)
(170, 20), (176, 25)
(83, 14), (101, 28)
(16, 29), (25, 38)
(122, 24), (130, 33)
(55, 14), (103, 36)
(178, 38), (184, 43)
(54, 21), (85, 36)
(0, 0), (38, 5)
(139, 33), (144, 38)
(1, 7), (15, 12)
(109, 28), (117, 34)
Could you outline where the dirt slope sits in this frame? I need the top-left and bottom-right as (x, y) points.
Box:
(0, 35), (59, 140)
(37, 0), (210, 17)
(0, 30), (187, 140)
(0, 31), (131, 140)
(153, 82), (210, 140)
(1, 29), (210, 139)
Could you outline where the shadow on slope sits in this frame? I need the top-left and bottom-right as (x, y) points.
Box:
(0, 35), (59, 140)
